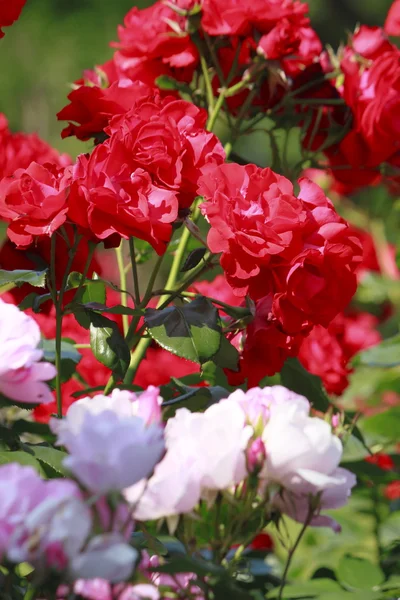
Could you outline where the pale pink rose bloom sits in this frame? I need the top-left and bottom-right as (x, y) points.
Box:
(225, 385), (310, 428)
(0, 299), (56, 404)
(73, 579), (111, 600)
(50, 389), (165, 494)
(262, 408), (343, 493)
(70, 533), (138, 583)
(260, 401), (356, 531)
(0, 464), (44, 559)
(8, 479), (91, 572)
(130, 402), (251, 520)
(273, 467), (357, 532)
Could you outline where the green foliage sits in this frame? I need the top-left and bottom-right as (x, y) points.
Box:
(280, 358), (330, 411)
(145, 296), (223, 365)
(0, 268), (48, 288)
(89, 311), (130, 378)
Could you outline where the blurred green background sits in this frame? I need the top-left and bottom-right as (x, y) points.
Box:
(0, 0), (393, 159)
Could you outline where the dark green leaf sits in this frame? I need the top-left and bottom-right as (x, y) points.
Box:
(161, 380), (228, 417)
(145, 296), (222, 365)
(181, 248), (207, 272)
(89, 312), (130, 378)
(73, 276), (106, 328)
(11, 420), (55, 443)
(40, 339), (82, 364)
(211, 335), (240, 371)
(0, 269), (48, 288)
(18, 292), (52, 312)
(30, 446), (67, 475)
(336, 555), (384, 590)
(353, 334), (400, 368)
(280, 358), (330, 411)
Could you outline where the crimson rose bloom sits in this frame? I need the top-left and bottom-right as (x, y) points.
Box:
(0, 163), (71, 247)
(0, 114), (71, 179)
(298, 311), (381, 395)
(105, 95), (225, 209)
(325, 26), (400, 192)
(68, 92), (223, 252)
(199, 165), (361, 322)
(0, 0), (26, 38)
(57, 79), (157, 141)
(68, 148), (178, 254)
(227, 295), (304, 387)
(201, 0), (308, 36)
(199, 163), (308, 299)
(112, 0), (198, 86)
(385, 0), (400, 36)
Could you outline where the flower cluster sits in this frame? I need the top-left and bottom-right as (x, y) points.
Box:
(130, 385), (355, 532)
(68, 85), (224, 252)
(199, 164), (362, 382)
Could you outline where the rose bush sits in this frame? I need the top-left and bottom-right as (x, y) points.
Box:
(0, 0), (398, 599)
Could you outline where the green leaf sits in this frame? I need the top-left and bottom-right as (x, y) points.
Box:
(341, 435), (370, 463)
(353, 334), (400, 368)
(11, 419), (55, 443)
(18, 292), (52, 312)
(267, 579), (342, 598)
(161, 380), (228, 417)
(336, 555), (384, 590)
(0, 451), (45, 476)
(30, 446), (67, 475)
(89, 312), (130, 378)
(280, 358), (330, 411)
(0, 269), (48, 288)
(210, 334), (240, 371)
(362, 407), (400, 442)
(145, 296), (222, 365)
(40, 338), (82, 364)
(73, 276), (106, 328)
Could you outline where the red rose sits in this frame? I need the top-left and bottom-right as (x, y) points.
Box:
(227, 295), (304, 387)
(298, 311), (381, 395)
(324, 26), (400, 192)
(105, 94), (224, 209)
(365, 453), (395, 471)
(69, 148), (178, 254)
(199, 163), (307, 298)
(0, 113), (71, 179)
(385, 0), (400, 36)
(385, 480), (400, 501)
(0, 162), (71, 247)
(201, 0), (308, 37)
(111, 1), (198, 85)
(0, 0), (26, 38)
(258, 19), (321, 75)
(283, 246), (358, 328)
(57, 79), (157, 141)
